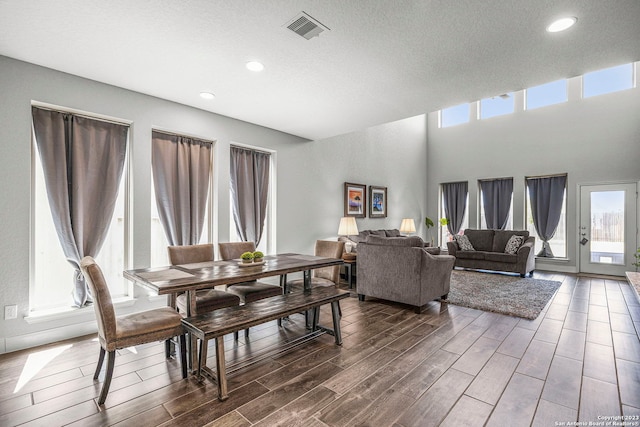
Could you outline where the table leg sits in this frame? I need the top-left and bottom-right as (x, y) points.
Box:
(331, 301), (343, 345)
(303, 270), (311, 292)
(215, 337), (228, 401)
(197, 337), (207, 382)
(187, 290), (198, 373)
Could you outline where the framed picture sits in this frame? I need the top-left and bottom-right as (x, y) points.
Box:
(344, 182), (366, 217)
(369, 186), (387, 218)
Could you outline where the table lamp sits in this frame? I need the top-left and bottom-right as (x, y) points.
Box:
(399, 218), (416, 235)
(338, 217), (359, 253)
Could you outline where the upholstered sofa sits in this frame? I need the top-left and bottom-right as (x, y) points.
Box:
(339, 228), (438, 253)
(446, 229), (535, 277)
(338, 229), (401, 252)
(357, 235), (455, 313)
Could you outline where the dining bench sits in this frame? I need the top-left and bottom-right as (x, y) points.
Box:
(180, 286), (350, 401)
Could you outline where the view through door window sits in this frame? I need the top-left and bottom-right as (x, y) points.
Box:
(589, 191), (625, 264)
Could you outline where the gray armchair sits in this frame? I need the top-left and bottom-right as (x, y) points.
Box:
(357, 235), (455, 313)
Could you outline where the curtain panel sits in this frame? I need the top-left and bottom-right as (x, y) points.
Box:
(442, 181), (468, 236)
(526, 175), (567, 257)
(32, 107), (128, 307)
(230, 146), (270, 245)
(480, 178), (513, 230)
(151, 131), (212, 247)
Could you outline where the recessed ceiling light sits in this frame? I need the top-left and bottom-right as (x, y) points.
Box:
(199, 92), (215, 100)
(546, 17), (577, 33)
(246, 61), (265, 72)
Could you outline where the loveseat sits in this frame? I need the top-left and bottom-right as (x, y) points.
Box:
(446, 229), (535, 277)
(357, 235), (455, 313)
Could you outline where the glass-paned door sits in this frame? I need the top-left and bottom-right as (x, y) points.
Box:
(579, 183), (637, 276)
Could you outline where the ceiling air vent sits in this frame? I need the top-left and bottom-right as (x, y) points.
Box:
(284, 12), (329, 40)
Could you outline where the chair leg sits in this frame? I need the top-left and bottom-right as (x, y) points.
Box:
(98, 350), (116, 405)
(244, 328), (249, 338)
(94, 347), (106, 379)
(179, 334), (188, 379)
(234, 331), (239, 341)
(165, 339), (171, 358)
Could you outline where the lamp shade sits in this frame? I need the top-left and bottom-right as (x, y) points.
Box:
(399, 218), (416, 234)
(338, 217), (359, 236)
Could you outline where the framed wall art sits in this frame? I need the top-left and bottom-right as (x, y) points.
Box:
(369, 185), (387, 218)
(344, 182), (366, 218)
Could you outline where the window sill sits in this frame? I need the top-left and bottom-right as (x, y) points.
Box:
(24, 297), (136, 324)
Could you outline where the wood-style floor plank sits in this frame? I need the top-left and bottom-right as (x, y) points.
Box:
(0, 271), (639, 426)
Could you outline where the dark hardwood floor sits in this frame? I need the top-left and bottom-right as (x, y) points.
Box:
(1, 271), (639, 426)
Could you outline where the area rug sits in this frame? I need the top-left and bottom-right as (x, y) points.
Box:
(442, 270), (562, 319)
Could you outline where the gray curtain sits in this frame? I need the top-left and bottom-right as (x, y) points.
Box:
(151, 131), (212, 246)
(442, 181), (468, 235)
(480, 178), (513, 230)
(527, 175), (567, 257)
(32, 107), (128, 307)
(230, 146), (270, 245)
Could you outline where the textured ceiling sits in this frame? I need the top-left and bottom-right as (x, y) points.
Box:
(1, 0), (639, 140)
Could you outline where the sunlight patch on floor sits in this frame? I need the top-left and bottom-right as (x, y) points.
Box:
(14, 344), (73, 393)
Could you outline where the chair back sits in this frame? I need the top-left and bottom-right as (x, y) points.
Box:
(80, 256), (117, 351)
(218, 241), (256, 261)
(168, 243), (214, 265)
(313, 240), (345, 285)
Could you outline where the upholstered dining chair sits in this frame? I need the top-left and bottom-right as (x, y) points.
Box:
(167, 243), (240, 315)
(218, 242), (283, 304)
(80, 256), (188, 405)
(286, 240), (345, 292)
(218, 241), (283, 339)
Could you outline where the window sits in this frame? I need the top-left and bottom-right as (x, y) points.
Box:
(440, 103), (470, 128)
(583, 63), (634, 98)
(32, 107), (129, 311)
(526, 185), (567, 258)
(479, 178), (514, 230)
(526, 79), (567, 110)
(150, 182), (210, 267)
(229, 146), (276, 254)
(479, 93), (514, 119)
(439, 192), (469, 248)
(150, 131), (213, 267)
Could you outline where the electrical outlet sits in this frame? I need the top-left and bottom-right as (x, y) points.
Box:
(4, 305), (18, 320)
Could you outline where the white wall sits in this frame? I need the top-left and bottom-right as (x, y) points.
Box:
(0, 56), (428, 353)
(427, 71), (640, 272)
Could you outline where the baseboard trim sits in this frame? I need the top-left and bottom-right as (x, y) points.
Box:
(3, 321), (98, 354)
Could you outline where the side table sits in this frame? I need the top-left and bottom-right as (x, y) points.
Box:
(342, 254), (357, 289)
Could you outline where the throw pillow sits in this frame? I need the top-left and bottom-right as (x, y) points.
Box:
(504, 235), (524, 254)
(454, 234), (475, 251)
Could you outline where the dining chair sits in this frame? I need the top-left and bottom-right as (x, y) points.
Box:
(80, 256), (188, 405)
(218, 242), (283, 339)
(286, 240), (345, 292)
(167, 244), (241, 315)
(285, 240), (345, 329)
(218, 242), (283, 303)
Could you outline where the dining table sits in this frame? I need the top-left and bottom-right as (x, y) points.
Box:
(123, 252), (344, 369)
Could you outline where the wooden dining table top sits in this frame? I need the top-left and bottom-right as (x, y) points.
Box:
(123, 253), (343, 295)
